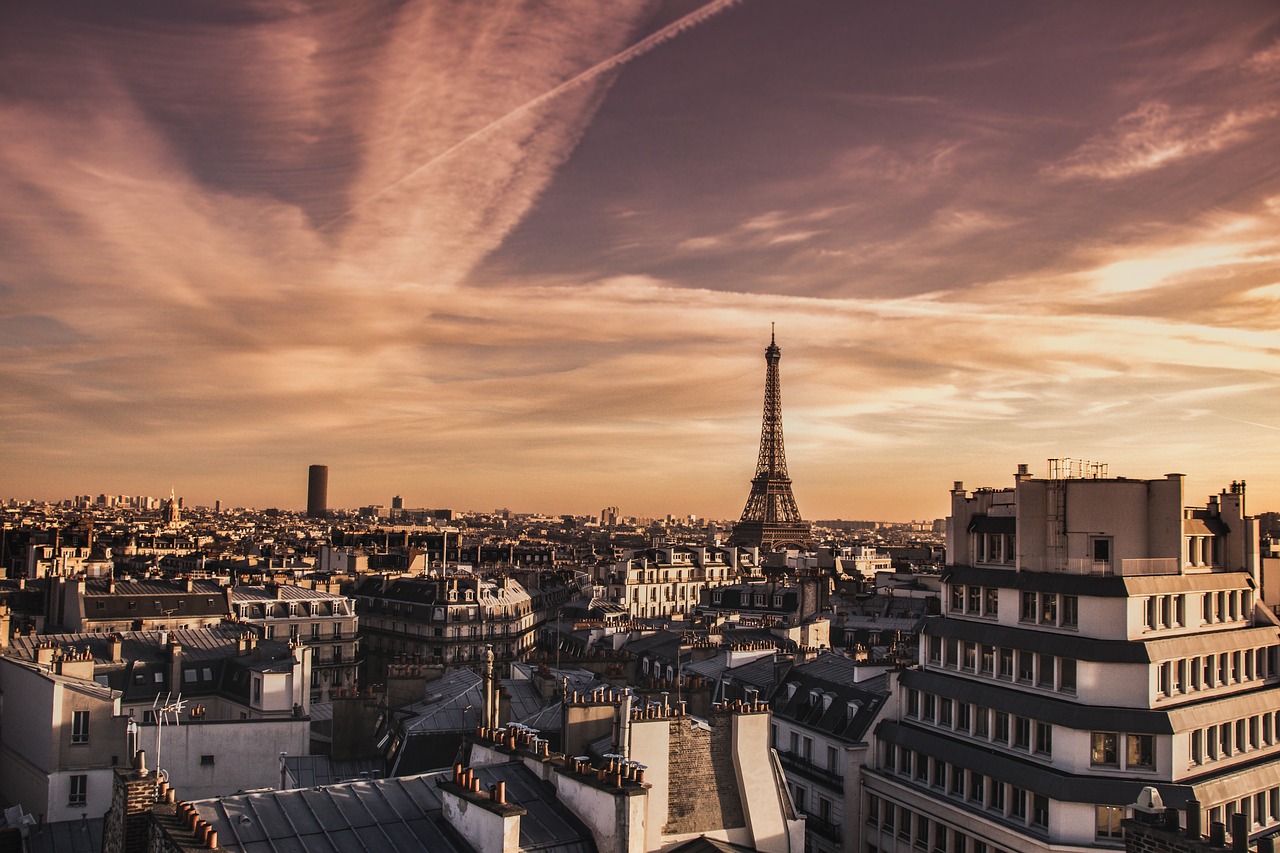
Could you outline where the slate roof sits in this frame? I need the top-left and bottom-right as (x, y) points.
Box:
(4, 626), (298, 706)
(194, 763), (597, 853)
(770, 652), (889, 743)
(80, 578), (230, 620)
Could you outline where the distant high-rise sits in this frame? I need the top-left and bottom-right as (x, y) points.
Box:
(391, 495), (403, 511)
(730, 329), (812, 551)
(307, 465), (328, 518)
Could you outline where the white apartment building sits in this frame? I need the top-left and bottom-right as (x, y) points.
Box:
(863, 464), (1272, 852)
(593, 545), (749, 619)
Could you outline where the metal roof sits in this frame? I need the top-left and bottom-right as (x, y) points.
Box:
(26, 818), (102, 853)
(194, 763), (598, 853)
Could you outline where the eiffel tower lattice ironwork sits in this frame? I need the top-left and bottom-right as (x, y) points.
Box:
(730, 328), (813, 551)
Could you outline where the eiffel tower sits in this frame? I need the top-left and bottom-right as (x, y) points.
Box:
(730, 327), (813, 551)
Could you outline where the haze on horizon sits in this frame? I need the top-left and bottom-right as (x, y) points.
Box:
(2, 0), (1279, 522)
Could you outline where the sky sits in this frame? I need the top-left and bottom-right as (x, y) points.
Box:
(2, 0), (1280, 521)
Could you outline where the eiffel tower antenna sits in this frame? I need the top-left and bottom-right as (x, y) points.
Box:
(730, 328), (812, 551)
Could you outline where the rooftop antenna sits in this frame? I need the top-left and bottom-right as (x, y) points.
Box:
(152, 691), (186, 785)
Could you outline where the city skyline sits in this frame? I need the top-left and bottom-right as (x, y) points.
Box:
(2, 1), (1279, 519)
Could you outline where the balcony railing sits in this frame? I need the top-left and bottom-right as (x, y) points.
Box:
(803, 813), (842, 842)
(1017, 557), (1180, 576)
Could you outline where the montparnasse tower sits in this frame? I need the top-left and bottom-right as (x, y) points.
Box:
(730, 327), (813, 551)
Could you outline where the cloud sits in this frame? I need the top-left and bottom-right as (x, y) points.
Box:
(1045, 100), (1278, 181)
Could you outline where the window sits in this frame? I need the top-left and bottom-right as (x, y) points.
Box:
(867, 794), (880, 826)
(1093, 537), (1111, 567)
(1021, 592), (1036, 622)
(984, 588), (999, 617)
(980, 645), (995, 675)
(1037, 654), (1055, 689)
(990, 781), (1005, 812)
(1095, 804), (1123, 838)
(1014, 717), (1031, 750)
(970, 773), (985, 802)
(907, 689), (919, 718)
(962, 642), (976, 671)
(1127, 734), (1154, 768)
(1060, 658), (1077, 693)
(69, 774), (87, 807)
(999, 648), (1014, 679)
(1011, 787), (1027, 819)
(916, 813), (930, 850)
(974, 706), (989, 738)
(1017, 651), (1034, 683)
(253, 676), (262, 702)
(951, 586), (964, 612)
(994, 711), (1009, 743)
(957, 702), (971, 732)
(1062, 595), (1078, 627)
(1033, 794), (1050, 829)
(1191, 730), (1204, 765)
(929, 635), (942, 664)
(1091, 732), (1118, 766)
(1041, 594), (1057, 624)
(200, 754), (215, 766)
(968, 586), (981, 614)
(1035, 722), (1052, 755)
(71, 710), (90, 744)
(923, 693), (936, 721)
(828, 745), (841, 775)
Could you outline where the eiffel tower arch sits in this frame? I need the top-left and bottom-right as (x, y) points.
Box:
(730, 329), (813, 551)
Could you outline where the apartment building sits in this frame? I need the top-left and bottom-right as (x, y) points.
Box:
(593, 545), (748, 619)
(770, 653), (893, 853)
(864, 465), (1272, 852)
(354, 569), (589, 680)
(1, 626), (310, 813)
(229, 583), (358, 701)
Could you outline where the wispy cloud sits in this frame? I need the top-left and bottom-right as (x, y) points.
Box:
(1045, 100), (1278, 181)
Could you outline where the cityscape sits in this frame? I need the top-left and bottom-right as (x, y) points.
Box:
(2, 2), (1280, 853)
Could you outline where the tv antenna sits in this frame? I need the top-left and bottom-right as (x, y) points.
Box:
(152, 692), (186, 784)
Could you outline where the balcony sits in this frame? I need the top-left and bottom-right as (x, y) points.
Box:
(803, 813), (842, 843)
(1018, 556), (1180, 576)
(776, 750), (844, 791)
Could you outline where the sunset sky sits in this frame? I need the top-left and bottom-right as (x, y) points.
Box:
(3, 0), (1280, 521)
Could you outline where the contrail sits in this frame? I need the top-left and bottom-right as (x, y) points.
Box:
(320, 0), (747, 232)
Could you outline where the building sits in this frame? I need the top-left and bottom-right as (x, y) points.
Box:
(354, 570), (590, 681)
(306, 464), (328, 519)
(103, 678), (806, 853)
(864, 463), (1273, 852)
(769, 653), (893, 853)
(594, 545), (745, 620)
(47, 576), (232, 633)
(229, 583), (359, 701)
(1, 626), (311, 820)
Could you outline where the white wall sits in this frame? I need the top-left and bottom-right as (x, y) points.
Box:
(137, 718), (309, 800)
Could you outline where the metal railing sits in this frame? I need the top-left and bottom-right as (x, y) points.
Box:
(1017, 556), (1180, 576)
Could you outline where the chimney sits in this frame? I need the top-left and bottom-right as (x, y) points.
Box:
(109, 633), (123, 662)
(168, 638), (184, 690)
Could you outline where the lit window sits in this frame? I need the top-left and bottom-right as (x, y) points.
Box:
(1096, 805), (1124, 838)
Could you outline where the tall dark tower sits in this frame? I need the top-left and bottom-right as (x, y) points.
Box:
(730, 328), (813, 551)
(307, 465), (329, 518)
